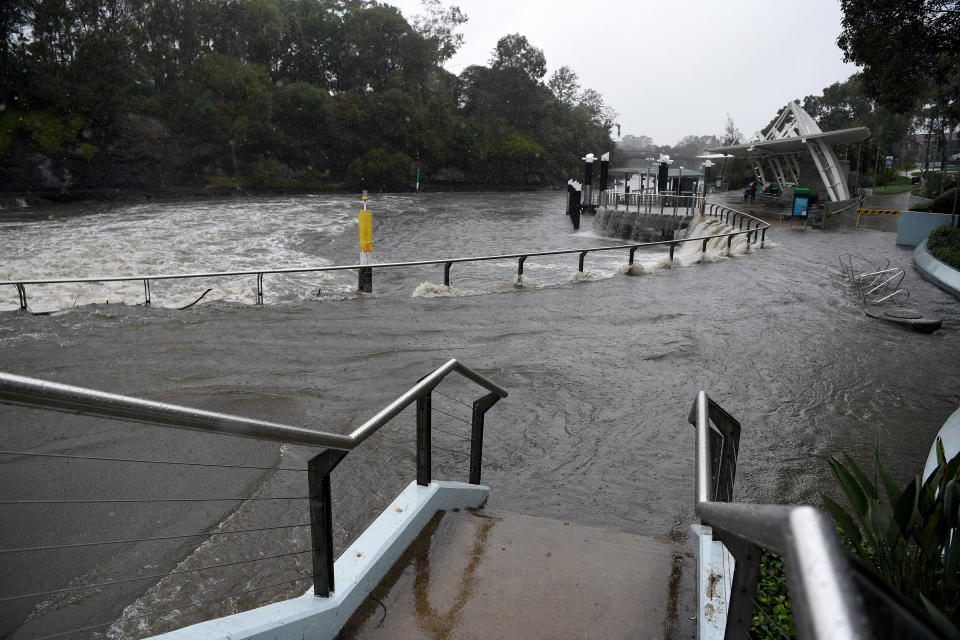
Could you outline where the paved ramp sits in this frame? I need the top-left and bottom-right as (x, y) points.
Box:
(337, 508), (696, 640)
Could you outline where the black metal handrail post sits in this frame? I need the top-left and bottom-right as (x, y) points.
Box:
(469, 392), (501, 484)
(308, 449), (347, 597)
(416, 393), (431, 486)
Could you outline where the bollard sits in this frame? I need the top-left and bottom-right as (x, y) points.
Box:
(582, 154), (596, 213)
(571, 181), (582, 230)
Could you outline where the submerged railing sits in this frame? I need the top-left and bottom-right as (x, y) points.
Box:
(689, 391), (940, 639)
(2, 200), (769, 310)
(0, 359), (506, 638)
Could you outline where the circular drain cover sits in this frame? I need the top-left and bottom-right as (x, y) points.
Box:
(885, 308), (924, 319)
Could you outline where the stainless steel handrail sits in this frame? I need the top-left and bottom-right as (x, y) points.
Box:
(1, 358), (507, 610)
(690, 390), (867, 640)
(0, 359), (507, 451)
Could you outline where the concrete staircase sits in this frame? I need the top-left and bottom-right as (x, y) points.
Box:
(337, 508), (696, 640)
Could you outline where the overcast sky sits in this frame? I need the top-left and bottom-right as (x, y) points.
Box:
(387, 0), (860, 146)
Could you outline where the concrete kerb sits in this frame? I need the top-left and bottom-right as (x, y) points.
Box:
(914, 239), (960, 300)
(148, 481), (489, 640)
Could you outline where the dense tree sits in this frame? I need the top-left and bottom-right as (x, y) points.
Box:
(838, 0), (959, 115)
(0, 0), (614, 191)
(410, 0), (467, 64)
(801, 74), (913, 172)
(489, 33), (546, 81)
(548, 66), (580, 106)
(838, 0), (958, 192)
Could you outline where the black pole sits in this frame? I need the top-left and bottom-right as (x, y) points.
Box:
(416, 394), (432, 486)
(308, 449), (347, 597)
(469, 392), (501, 485)
(571, 184), (582, 230)
(599, 152), (609, 191)
(657, 162), (668, 192)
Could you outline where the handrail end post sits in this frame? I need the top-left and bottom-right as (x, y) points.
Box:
(308, 449), (347, 598)
(469, 392), (501, 485)
(416, 393), (432, 486)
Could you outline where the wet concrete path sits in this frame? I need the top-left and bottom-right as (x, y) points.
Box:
(337, 507), (695, 640)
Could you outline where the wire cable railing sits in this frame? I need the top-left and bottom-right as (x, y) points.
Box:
(2, 199), (769, 310)
(688, 391), (941, 639)
(0, 359), (506, 639)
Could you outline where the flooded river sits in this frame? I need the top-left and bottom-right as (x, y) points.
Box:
(1, 191), (958, 638)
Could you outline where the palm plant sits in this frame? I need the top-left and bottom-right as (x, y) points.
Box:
(823, 441), (960, 638)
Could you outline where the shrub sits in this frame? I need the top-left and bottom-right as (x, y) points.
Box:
(345, 148), (414, 192)
(0, 110), (86, 155)
(919, 172), (959, 199)
(248, 156), (280, 188)
(927, 225), (960, 270)
(822, 444), (960, 638)
(752, 552), (797, 638)
(912, 187), (958, 214)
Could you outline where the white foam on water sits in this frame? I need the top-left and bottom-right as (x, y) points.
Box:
(0, 198), (354, 312)
(412, 282), (485, 297)
(618, 264), (646, 276)
(570, 270), (596, 282)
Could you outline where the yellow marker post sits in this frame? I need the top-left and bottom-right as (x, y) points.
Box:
(856, 208), (900, 228)
(359, 194), (372, 265)
(358, 193), (373, 293)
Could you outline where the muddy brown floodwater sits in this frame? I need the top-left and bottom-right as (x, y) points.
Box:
(0, 191), (958, 638)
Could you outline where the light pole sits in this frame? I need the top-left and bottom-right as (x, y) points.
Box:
(675, 163), (683, 216)
(645, 157), (656, 197)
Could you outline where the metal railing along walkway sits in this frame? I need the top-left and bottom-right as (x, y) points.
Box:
(2, 200), (769, 310)
(0, 359), (506, 638)
(689, 391), (940, 639)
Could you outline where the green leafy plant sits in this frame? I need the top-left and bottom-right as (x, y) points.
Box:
(822, 443), (960, 639)
(912, 187), (959, 215)
(927, 226), (960, 270)
(752, 552), (797, 638)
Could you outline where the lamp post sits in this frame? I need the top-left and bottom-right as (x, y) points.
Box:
(645, 157), (656, 196)
(701, 159), (714, 214)
(675, 164), (682, 216)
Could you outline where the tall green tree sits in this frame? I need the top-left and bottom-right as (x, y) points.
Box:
(489, 33), (546, 81)
(838, 0), (959, 116)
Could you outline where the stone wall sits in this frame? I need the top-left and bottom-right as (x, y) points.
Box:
(592, 206), (694, 242)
